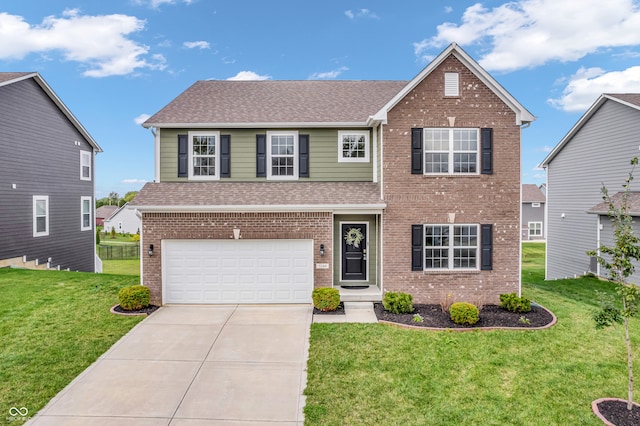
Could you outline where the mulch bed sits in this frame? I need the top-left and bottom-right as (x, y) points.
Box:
(112, 304), (160, 316)
(313, 302), (345, 315)
(594, 399), (640, 426)
(374, 303), (555, 329)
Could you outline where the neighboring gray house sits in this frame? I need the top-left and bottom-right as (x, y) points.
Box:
(103, 203), (141, 235)
(540, 93), (640, 281)
(522, 184), (545, 240)
(0, 73), (102, 272)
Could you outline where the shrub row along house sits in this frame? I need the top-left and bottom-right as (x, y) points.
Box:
(131, 43), (535, 306)
(0, 73), (101, 272)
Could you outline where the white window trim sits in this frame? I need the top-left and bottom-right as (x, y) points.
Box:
(531, 202), (541, 208)
(423, 223), (479, 271)
(33, 195), (49, 237)
(188, 130), (221, 181)
(338, 131), (370, 163)
(424, 128), (480, 176)
(267, 130), (298, 180)
(444, 72), (459, 97)
(80, 151), (92, 181)
(528, 221), (542, 237)
(81, 196), (92, 231)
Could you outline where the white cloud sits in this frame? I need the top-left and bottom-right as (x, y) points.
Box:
(444, 6), (453, 14)
(532, 173), (546, 179)
(344, 9), (379, 20)
(548, 66), (640, 111)
(183, 40), (210, 49)
(226, 71), (271, 81)
(132, 0), (193, 9)
(0, 9), (163, 77)
(414, 0), (640, 72)
(309, 66), (349, 80)
(121, 178), (147, 184)
(540, 145), (552, 153)
(134, 113), (151, 125)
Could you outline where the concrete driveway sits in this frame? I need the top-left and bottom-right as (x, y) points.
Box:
(29, 305), (312, 425)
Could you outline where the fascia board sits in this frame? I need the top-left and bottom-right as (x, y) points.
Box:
(131, 204), (386, 213)
(142, 121), (372, 129)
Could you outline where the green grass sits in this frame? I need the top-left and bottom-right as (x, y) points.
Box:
(102, 259), (140, 275)
(0, 269), (144, 421)
(304, 242), (635, 425)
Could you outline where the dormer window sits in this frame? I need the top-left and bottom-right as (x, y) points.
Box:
(444, 72), (459, 97)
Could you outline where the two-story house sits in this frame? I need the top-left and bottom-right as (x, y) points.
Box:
(131, 43), (534, 306)
(0, 72), (101, 272)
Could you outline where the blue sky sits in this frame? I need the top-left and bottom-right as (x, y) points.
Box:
(2, 0), (640, 198)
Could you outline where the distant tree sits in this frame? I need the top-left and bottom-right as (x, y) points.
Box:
(124, 191), (139, 203)
(108, 192), (119, 206)
(95, 197), (110, 208)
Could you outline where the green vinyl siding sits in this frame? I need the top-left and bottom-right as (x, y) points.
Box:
(333, 214), (378, 285)
(159, 128), (373, 182)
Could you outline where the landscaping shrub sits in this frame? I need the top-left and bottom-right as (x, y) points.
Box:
(499, 293), (532, 313)
(118, 285), (150, 311)
(312, 287), (341, 312)
(449, 302), (479, 325)
(383, 291), (414, 314)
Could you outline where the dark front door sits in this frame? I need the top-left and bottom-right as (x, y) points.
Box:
(341, 223), (367, 281)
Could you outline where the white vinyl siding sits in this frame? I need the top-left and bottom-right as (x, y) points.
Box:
(188, 131), (220, 180)
(267, 131), (298, 180)
(80, 151), (91, 181)
(81, 196), (92, 231)
(338, 131), (370, 163)
(444, 72), (459, 97)
(33, 195), (49, 237)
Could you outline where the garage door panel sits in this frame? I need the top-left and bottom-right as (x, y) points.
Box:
(163, 239), (313, 304)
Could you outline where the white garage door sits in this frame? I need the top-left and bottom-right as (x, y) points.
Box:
(163, 239), (313, 304)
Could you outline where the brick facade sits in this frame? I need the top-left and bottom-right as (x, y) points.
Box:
(141, 211), (333, 305)
(381, 55), (521, 304)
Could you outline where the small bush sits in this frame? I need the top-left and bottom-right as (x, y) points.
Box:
(383, 291), (414, 314)
(312, 288), (340, 312)
(449, 302), (479, 325)
(499, 293), (531, 313)
(118, 285), (150, 311)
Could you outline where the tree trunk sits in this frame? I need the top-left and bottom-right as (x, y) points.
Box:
(624, 300), (634, 410)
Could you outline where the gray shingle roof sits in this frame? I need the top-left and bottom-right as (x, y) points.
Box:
(606, 94), (640, 108)
(0, 72), (33, 85)
(522, 184), (546, 203)
(130, 182), (384, 211)
(588, 192), (640, 216)
(143, 80), (408, 126)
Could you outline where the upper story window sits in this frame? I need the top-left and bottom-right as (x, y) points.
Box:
(80, 151), (91, 181)
(444, 72), (459, 96)
(424, 128), (478, 175)
(338, 131), (370, 163)
(267, 131), (298, 180)
(188, 131), (220, 180)
(425, 224), (478, 270)
(81, 196), (92, 231)
(33, 195), (49, 237)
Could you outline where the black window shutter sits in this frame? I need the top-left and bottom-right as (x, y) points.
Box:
(299, 134), (309, 178)
(411, 224), (424, 271)
(256, 134), (266, 177)
(481, 224), (493, 270)
(220, 135), (231, 178)
(481, 128), (493, 174)
(411, 128), (423, 174)
(178, 134), (188, 178)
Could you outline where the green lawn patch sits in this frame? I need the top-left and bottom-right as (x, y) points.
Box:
(102, 259), (140, 276)
(0, 269), (144, 420)
(304, 243), (636, 425)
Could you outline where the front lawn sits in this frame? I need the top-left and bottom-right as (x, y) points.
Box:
(102, 259), (140, 275)
(0, 269), (144, 421)
(304, 243), (636, 425)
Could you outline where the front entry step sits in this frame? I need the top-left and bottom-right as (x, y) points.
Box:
(338, 285), (382, 302)
(343, 301), (374, 310)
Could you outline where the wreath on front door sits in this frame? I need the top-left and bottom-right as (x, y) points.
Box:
(344, 227), (364, 248)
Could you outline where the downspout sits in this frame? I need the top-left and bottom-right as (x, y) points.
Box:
(135, 209), (144, 285)
(149, 127), (160, 183)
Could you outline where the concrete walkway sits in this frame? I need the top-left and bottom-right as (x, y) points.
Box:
(312, 301), (378, 323)
(29, 305), (312, 425)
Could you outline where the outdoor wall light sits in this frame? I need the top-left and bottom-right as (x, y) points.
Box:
(148, 244), (154, 257)
(320, 244), (325, 256)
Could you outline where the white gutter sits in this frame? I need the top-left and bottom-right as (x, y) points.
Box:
(131, 204), (386, 213)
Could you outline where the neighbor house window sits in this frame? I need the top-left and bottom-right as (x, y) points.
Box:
(188, 131), (220, 180)
(267, 131), (298, 179)
(529, 222), (542, 237)
(338, 131), (369, 162)
(424, 128), (478, 174)
(80, 151), (91, 181)
(531, 202), (541, 208)
(424, 224), (478, 270)
(33, 196), (49, 237)
(444, 72), (459, 96)
(81, 196), (92, 231)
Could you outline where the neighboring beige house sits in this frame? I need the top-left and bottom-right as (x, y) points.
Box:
(131, 43), (535, 306)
